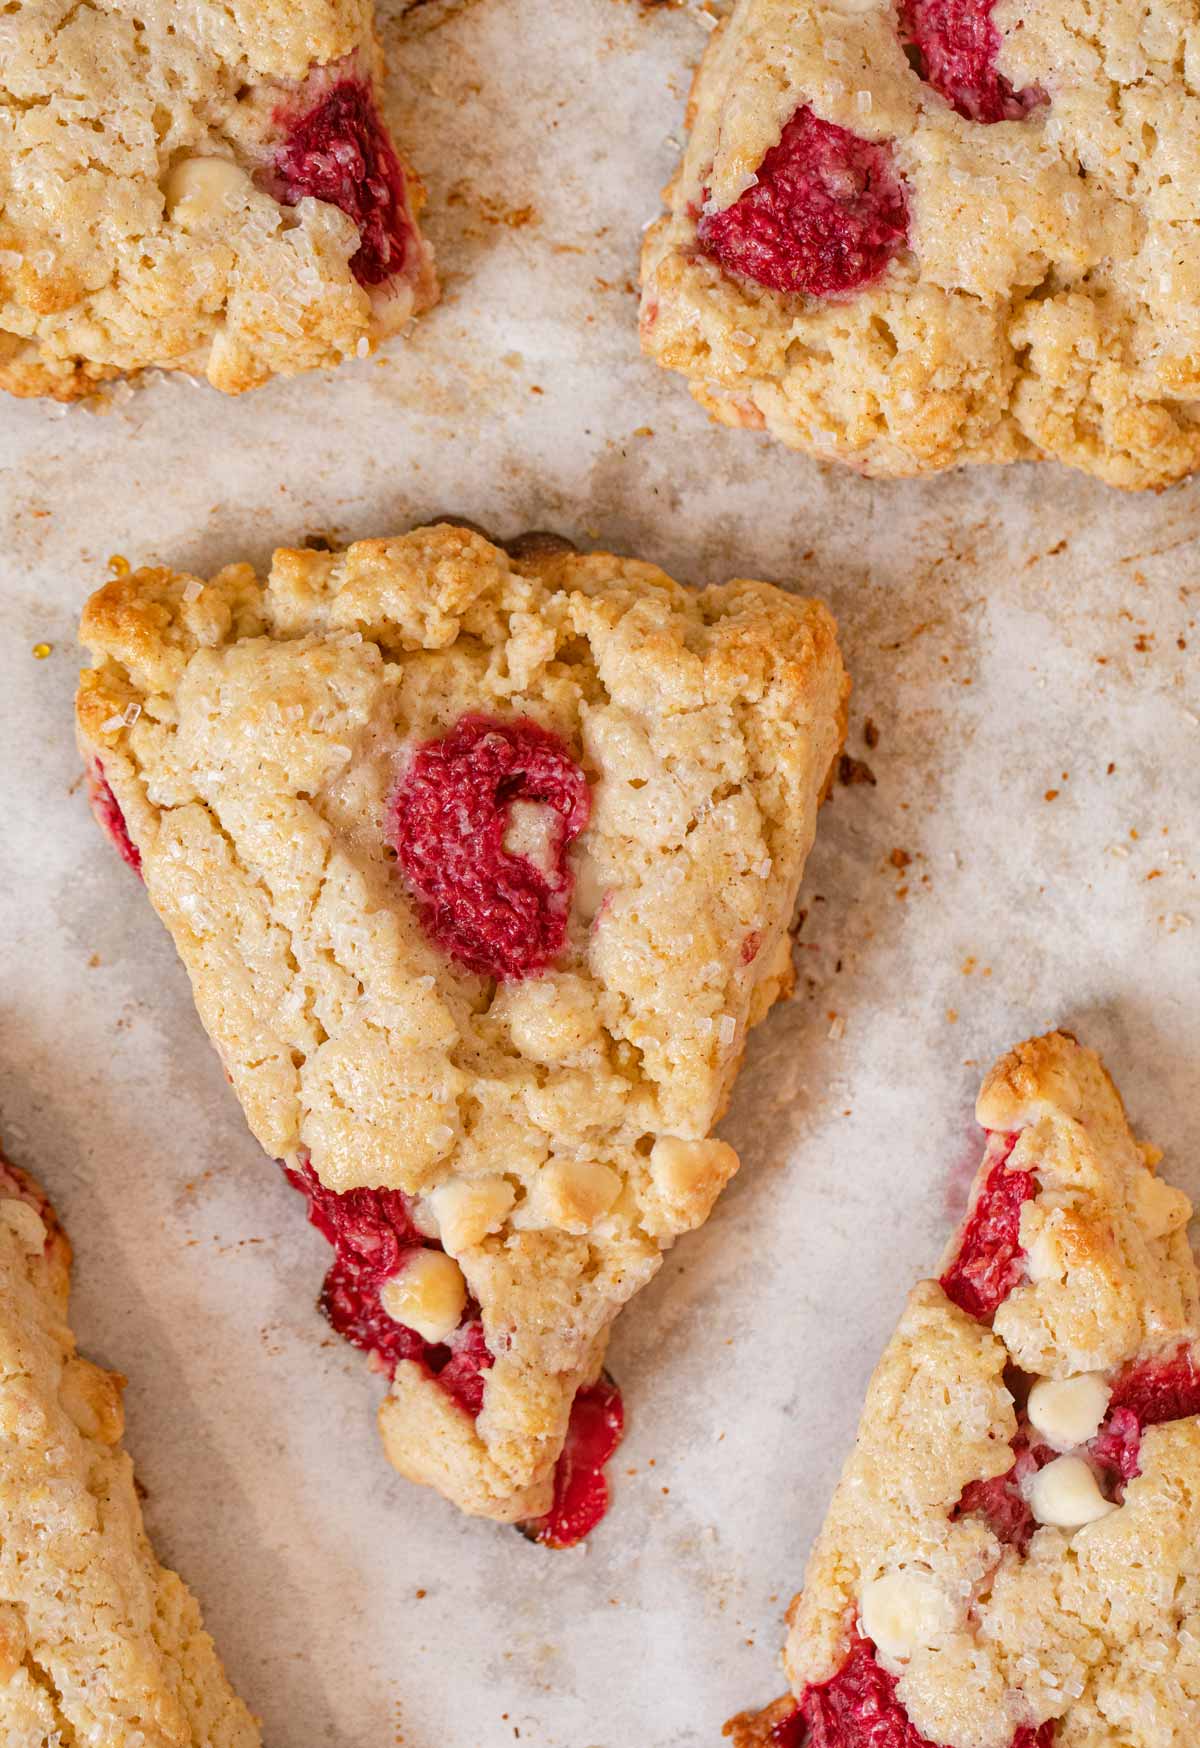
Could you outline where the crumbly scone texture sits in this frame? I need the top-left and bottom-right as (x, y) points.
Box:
(744, 1033), (1200, 1747)
(76, 522), (848, 1521)
(641, 1), (1200, 488)
(0, 1147), (260, 1747)
(0, 0), (435, 400)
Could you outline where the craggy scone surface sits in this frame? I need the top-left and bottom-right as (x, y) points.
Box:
(0, 1148), (259, 1747)
(77, 522), (847, 1522)
(641, 0), (1200, 488)
(0, 0), (435, 400)
(728, 1032), (1200, 1748)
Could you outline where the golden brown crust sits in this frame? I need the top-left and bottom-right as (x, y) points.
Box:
(76, 521), (848, 1521)
(723, 1693), (799, 1746)
(0, 1146), (259, 1745)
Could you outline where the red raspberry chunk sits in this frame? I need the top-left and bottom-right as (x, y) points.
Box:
(940, 1137), (1036, 1320)
(696, 107), (908, 298)
(390, 714), (591, 982)
(273, 74), (415, 288)
(526, 1376), (624, 1549)
(769, 1708), (805, 1748)
(802, 1635), (1054, 1747)
(87, 764), (142, 877)
(1091, 1345), (1200, 1483)
(282, 1159), (494, 1406)
(953, 1433), (1055, 1552)
(897, 0), (1046, 123)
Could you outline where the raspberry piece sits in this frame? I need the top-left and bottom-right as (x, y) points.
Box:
(897, 0), (1046, 124)
(435, 1319), (494, 1418)
(282, 1159), (493, 1408)
(390, 714), (591, 982)
(769, 1707), (804, 1748)
(696, 107), (908, 298)
(1091, 1345), (1200, 1482)
(940, 1137), (1037, 1320)
(800, 1635), (939, 1747)
(273, 75), (416, 288)
(526, 1375), (624, 1549)
(87, 765), (142, 877)
(1110, 1344), (1200, 1425)
(802, 1636), (1055, 1747)
(1089, 1406), (1142, 1486)
(953, 1434), (1055, 1552)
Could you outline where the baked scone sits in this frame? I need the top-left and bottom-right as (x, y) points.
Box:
(727, 1032), (1200, 1748)
(0, 1145), (259, 1745)
(0, 0), (436, 400)
(76, 521), (848, 1531)
(641, 0), (1200, 487)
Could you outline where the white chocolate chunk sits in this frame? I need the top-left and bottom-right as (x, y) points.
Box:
(379, 1251), (466, 1345)
(1026, 1373), (1111, 1450)
(532, 1160), (622, 1231)
(409, 1197), (442, 1240)
(427, 1176), (515, 1253)
(502, 800), (559, 875)
(650, 1135), (740, 1206)
(1026, 1455), (1117, 1530)
(1133, 1170), (1192, 1239)
(860, 1571), (956, 1661)
(571, 847), (607, 921)
(1024, 1219), (1065, 1285)
(164, 157), (250, 227)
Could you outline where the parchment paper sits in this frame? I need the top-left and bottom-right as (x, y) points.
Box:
(1, 2), (1198, 1743)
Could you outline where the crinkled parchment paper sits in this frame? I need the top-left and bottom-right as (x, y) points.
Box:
(0, 2), (1198, 1743)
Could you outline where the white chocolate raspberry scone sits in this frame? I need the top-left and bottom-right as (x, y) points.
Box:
(76, 523), (848, 1533)
(0, 0), (436, 400)
(0, 1145), (259, 1745)
(727, 1032), (1200, 1748)
(641, 0), (1200, 488)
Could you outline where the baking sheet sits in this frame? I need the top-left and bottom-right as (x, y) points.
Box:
(1, 1), (1199, 1743)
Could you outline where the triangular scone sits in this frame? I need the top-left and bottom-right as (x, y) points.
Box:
(0, 1), (435, 401)
(77, 523), (848, 1527)
(728, 1032), (1200, 1748)
(0, 1146), (259, 1745)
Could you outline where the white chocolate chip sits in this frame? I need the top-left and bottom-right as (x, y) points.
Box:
(1026, 1374), (1111, 1450)
(532, 1159), (621, 1231)
(860, 1571), (956, 1661)
(409, 1197), (442, 1240)
(1026, 1456), (1116, 1530)
(379, 1251), (466, 1345)
(428, 1176), (515, 1252)
(650, 1135), (740, 1206)
(502, 800), (559, 875)
(1024, 1220), (1065, 1285)
(164, 157), (250, 227)
(572, 848), (607, 921)
(0, 1200), (46, 1254)
(1133, 1171), (1192, 1240)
